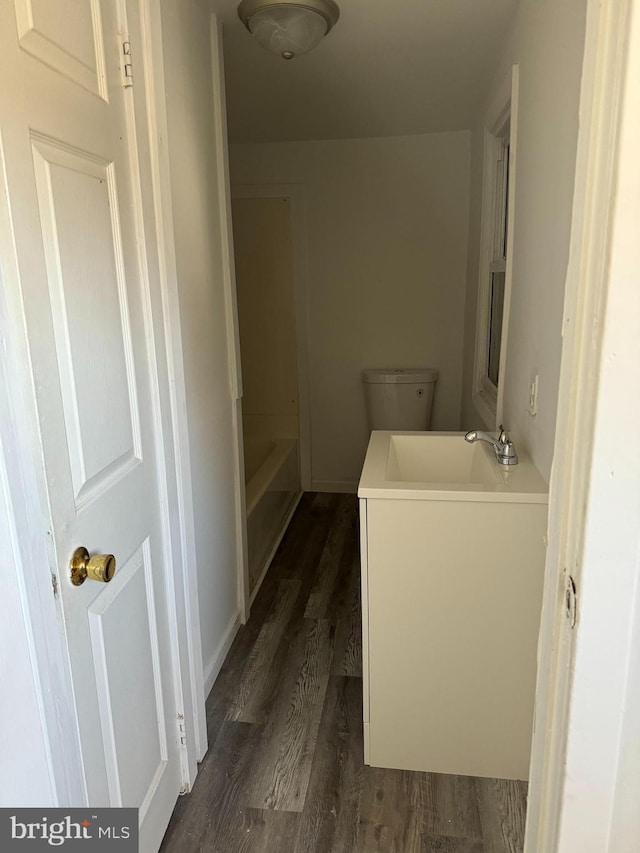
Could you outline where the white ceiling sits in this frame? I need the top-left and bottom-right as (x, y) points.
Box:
(211, 0), (519, 144)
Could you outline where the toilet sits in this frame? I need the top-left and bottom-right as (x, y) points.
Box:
(362, 368), (438, 430)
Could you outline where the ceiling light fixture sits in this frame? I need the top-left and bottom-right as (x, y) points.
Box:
(238, 0), (340, 60)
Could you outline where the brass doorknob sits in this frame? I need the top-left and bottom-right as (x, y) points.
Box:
(70, 547), (116, 586)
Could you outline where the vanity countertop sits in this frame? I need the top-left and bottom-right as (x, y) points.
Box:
(358, 430), (549, 503)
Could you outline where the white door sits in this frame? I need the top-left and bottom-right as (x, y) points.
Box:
(0, 2), (182, 849)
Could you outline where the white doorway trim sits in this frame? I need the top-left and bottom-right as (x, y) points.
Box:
(231, 182), (313, 493)
(137, 0), (209, 771)
(209, 19), (251, 625)
(471, 65), (519, 431)
(524, 0), (637, 849)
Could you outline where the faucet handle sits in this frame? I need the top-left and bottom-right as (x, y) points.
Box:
(497, 424), (509, 444)
(501, 439), (519, 465)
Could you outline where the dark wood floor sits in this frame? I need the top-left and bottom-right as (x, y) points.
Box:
(160, 493), (527, 853)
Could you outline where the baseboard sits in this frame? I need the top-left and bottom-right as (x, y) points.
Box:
(312, 479), (358, 494)
(203, 610), (242, 699)
(249, 491), (303, 607)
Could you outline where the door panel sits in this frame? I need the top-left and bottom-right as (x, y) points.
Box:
(31, 135), (142, 504)
(88, 541), (166, 810)
(14, 0), (108, 98)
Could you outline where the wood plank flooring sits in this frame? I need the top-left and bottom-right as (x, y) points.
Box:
(160, 493), (528, 853)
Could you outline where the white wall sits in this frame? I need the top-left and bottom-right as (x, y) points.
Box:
(160, 0), (241, 689)
(462, 0), (588, 480)
(231, 132), (471, 491)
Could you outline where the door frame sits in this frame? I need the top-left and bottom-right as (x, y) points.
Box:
(137, 0), (212, 768)
(524, 0), (638, 848)
(207, 18), (251, 624)
(0, 0), (206, 802)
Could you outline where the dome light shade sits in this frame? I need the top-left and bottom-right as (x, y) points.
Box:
(248, 7), (327, 59)
(238, 0), (340, 60)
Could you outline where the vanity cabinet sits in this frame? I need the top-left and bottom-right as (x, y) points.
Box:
(359, 494), (547, 780)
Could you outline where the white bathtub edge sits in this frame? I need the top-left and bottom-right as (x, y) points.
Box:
(246, 438), (298, 516)
(249, 490), (303, 607)
(203, 609), (242, 700)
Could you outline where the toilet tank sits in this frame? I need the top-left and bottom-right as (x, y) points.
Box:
(362, 368), (438, 431)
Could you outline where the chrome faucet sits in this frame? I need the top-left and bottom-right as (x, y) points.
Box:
(464, 425), (518, 466)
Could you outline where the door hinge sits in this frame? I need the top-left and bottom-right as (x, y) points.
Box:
(51, 573), (59, 598)
(177, 713), (187, 748)
(121, 39), (133, 88)
(564, 574), (577, 629)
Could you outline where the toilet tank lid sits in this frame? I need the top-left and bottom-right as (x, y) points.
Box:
(362, 368), (439, 384)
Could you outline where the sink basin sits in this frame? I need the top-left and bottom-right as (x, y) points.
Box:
(386, 434), (499, 484)
(359, 431), (548, 503)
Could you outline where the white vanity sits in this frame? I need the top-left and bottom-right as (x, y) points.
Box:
(358, 431), (548, 780)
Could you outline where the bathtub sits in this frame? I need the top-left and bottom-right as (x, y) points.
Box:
(244, 436), (301, 599)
